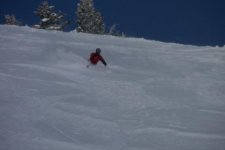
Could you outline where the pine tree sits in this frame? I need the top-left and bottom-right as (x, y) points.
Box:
(4, 14), (21, 25)
(34, 1), (69, 30)
(76, 0), (105, 34)
(108, 24), (126, 37)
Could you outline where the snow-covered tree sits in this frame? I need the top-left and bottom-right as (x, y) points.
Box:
(108, 24), (126, 37)
(4, 14), (21, 25)
(76, 0), (105, 34)
(34, 1), (69, 30)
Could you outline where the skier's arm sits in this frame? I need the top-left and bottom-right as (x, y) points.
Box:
(100, 57), (107, 66)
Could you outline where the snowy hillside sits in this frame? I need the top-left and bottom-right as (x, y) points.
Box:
(0, 25), (225, 150)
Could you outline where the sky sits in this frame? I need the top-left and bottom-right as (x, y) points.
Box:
(1, 0), (225, 46)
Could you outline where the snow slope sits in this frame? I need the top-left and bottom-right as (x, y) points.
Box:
(0, 25), (225, 150)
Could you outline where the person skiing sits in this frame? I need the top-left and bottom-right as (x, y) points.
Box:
(87, 48), (107, 67)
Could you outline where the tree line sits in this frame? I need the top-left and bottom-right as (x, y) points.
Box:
(4, 0), (124, 36)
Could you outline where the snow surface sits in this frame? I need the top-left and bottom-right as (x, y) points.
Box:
(0, 25), (225, 150)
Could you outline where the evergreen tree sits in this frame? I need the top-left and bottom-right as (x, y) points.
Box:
(108, 24), (126, 37)
(4, 14), (21, 25)
(34, 1), (69, 30)
(76, 0), (105, 34)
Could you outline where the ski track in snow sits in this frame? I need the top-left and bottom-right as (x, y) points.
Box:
(0, 25), (225, 150)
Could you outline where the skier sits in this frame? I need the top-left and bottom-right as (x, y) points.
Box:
(87, 48), (107, 67)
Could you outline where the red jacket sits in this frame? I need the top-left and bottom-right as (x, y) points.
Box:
(89, 52), (107, 66)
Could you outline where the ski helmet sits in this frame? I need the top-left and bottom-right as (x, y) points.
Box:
(96, 48), (101, 54)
